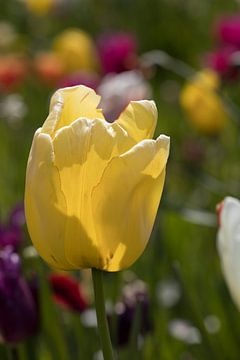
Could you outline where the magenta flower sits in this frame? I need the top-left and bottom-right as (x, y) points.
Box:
(97, 32), (138, 74)
(0, 247), (38, 343)
(215, 15), (240, 48)
(206, 47), (236, 77)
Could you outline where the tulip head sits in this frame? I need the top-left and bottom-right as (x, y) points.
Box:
(25, 85), (169, 271)
(23, 0), (55, 16)
(53, 29), (98, 73)
(180, 69), (228, 135)
(217, 197), (240, 309)
(0, 247), (38, 343)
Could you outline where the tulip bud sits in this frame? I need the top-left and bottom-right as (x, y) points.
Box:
(25, 85), (170, 271)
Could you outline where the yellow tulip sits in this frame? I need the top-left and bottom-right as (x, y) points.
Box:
(23, 0), (54, 15)
(53, 29), (97, 73)
(25, 85), (170, 271)
(180, 69), (227, 135)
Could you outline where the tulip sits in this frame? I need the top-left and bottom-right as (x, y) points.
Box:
(0, 204), (25, 250)
(206, 47), (238, 78)
(58, 71), (100, 90)
(23, 0), (54, 16)
(97, 32), (138, 74)
(97, 70), (152, 122)
(180, 69), (228, 135)
(217, 197), (240, 309)
(108, 280), (152, 347)
(53, 29), (98, 73)
(0, 247), (38, 343)
(215, 15), (240, 48)
(33, 52), (65, 85)
(0, 55), (27, 92)
(25, 85), (170, 272)
(49, 273), (88, 312)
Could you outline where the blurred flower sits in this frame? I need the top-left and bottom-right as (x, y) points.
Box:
(97, 32), (138, 74)
(156, 279), (181, 308)
(0, 22), (17, 50)
(0, 247), (38, 343)
(49, 273), (88, 312)
(33, 52), (65, 86)
(25, 85), (170, 271)
(206, 47), (238, 78)
(0, 204), (24, 250)
(109, 280), (152, 347)
(0, 94), (27, 128)
(215, 15), (240, 48)
(204, 315), (221, 334)
(217, 196), (240, 310)
(58, 71), (100, 90)
(53, 28), (98, 73)
(23, 0), (55, 16)
(180, 69), (227, 135)
(181, 137), (205, 170)
(168, 319), (201, 344)
(97, 70), (151, 121)
(0, 55), (27, 92)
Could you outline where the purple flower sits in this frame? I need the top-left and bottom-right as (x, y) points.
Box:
(58, 71), (100, 90)
(215, 15), (240, 48)
(97, 32), (138, 74)
(0, 204), (25, 250)
(0, 247), (38, 343)
(108, 280), (152, 347)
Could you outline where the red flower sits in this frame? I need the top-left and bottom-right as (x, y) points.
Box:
(49, 273), (88, 313)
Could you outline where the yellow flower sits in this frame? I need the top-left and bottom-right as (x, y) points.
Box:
(23, 0), (54, 15)
(180, 69), (227, 135)
(53, 29), (97, 73)
(25, 86), (170, 271)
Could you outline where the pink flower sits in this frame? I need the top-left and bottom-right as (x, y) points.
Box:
(215, 15), (240, 48)
(97, 32), (138, 74)
(206, 47), (238, 78)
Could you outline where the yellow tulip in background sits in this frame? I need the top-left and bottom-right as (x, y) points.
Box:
(180, 69), (228, 135)
(25, 85), (169, 272)
(53, 29), (98, 73)
(23, 0), (54, 15)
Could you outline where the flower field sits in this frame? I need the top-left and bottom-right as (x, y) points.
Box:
(1, 0), (240, 359)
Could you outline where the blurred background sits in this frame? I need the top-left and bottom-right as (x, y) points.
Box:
(1, 0), (240, 359)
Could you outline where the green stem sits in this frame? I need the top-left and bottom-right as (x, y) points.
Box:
(92, 268), (115, 360)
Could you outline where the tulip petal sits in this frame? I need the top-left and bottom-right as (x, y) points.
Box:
(52, 118), (137, 268)
(92, 135), (170, 271)
(218, 197), (240, 308)
(25, 130), (74, 269)
(116, 100), (157, 143)
(41, 86), (104, 136)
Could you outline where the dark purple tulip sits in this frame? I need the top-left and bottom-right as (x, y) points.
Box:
(0, 247), (38, 343)
(9, 204), (25, 228)
(215, 15), (240, 48)
(109, 280), (152, 347)
(0, 204), (25, 250)
(58, 71), (100, 90)
(97, 32), (138, 74)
